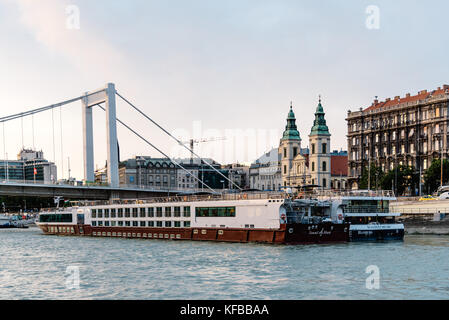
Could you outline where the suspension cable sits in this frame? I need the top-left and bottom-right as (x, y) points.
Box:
(115, 91), (241, 191)
(0, 96), (83, 123)
(96, 104), (216, 193)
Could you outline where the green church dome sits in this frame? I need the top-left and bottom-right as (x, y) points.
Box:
(310, 98), (330, 136)
(281, 104), (301, 141)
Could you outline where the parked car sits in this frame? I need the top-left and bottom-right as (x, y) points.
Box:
(419, 195), (438, 201)
(439, 192), (449, 200)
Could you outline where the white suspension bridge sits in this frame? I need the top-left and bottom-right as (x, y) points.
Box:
(0, 83), (241, 200)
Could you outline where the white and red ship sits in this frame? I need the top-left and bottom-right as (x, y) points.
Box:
(36, 192), (349, 244)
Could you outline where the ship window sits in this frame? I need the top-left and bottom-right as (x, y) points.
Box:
(195, 207), (236, 217)
(148, 207), (154, 217)
(165, 207), (172, 217)
(39, 214), (73, 223)
(174, 207), (181, 217)
(125, 208), (131, 217)
(92, 209), (97, 215)
(133, 221), (138, 227)
(118, 221), (124, 226)
(97, 211), (103, 218)
(110, 209), (116, 218)
(183, 207), (191, 217)
(104, 221), (110, 227)
(125, 221), (131, 227)
(140, 221), (146, 227)
(165, 221), (172, 228)
(98, 221), (103, 226)
(118, 208), (123, 218)
(92, 221), (97, 226)
(132, 208), (138, 217)
(156, 221), (163, 227)
(174, 221), (181, 228)
(156, 207), (163, 217)
(104, 209), (110, 218)
(139, 208), (146, 218)
(111, 221), (116, 227)
(184, 221), (191, 227)
(148, 221), (154, 227)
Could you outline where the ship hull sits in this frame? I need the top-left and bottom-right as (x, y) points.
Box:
(349, 227), (405, 241)
(36, 223), (350, 245)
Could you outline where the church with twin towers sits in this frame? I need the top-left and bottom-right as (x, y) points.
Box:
(278, 98), (334, 190)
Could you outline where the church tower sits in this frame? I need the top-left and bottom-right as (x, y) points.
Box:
(279, 103), (301, 187)
(309, 97), (331, 190)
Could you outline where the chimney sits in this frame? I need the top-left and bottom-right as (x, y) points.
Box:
(395, 96), (400, 100)
(406, 93), (411, 98)
(386, 98), (391, 102)
(419, 90), (427, 95)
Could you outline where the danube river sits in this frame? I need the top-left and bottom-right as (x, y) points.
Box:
(0, 227), (448, 300)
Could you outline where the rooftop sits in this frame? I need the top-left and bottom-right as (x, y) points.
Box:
(363, 85), (449, 112)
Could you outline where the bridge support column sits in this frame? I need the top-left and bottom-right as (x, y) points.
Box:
(82, 95), (95, 183)
(106, 83), (119, 188)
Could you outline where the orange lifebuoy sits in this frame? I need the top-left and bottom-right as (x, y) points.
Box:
(338, 214), (343, 220)
(280, 213), (286, 221)
(243, 194), (248, 200)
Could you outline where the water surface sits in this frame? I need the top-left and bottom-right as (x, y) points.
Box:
(0, 228), (448, 299)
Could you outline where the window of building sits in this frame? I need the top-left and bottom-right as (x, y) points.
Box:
(284, 148), (287, 158)
(312, 162), (315, 172)
(284, 165), (287, 174)
(322, 161), (327, 171)
(312, 144), (316, 154)
(323, 178), (326, 188)
(322, 143), (327, 154)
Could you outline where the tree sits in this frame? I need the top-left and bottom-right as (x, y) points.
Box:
(359, 164), (384, 190)
(424, 159), (449, 194)
(380, 165), (418, 196)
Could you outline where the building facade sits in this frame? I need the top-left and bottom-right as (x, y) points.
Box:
(249, 148), (282, 191)
(346, 85), (449, 190)
(0, 149), (57, 183)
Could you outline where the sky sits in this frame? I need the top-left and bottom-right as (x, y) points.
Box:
(1, 0), (449, 181)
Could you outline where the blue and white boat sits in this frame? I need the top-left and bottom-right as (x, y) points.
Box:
(0, 214), (13, 228)
(316, 190), (404, 241)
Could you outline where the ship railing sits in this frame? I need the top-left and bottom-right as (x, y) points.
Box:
(65, 191), (287, 208)
(314, 190), (395, 199)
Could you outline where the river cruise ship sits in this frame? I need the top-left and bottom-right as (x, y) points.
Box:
(315, 190), (404, 241)
(36, 192), (349, 245)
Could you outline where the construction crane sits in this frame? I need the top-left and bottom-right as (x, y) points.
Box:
(181, 137), (227, 165)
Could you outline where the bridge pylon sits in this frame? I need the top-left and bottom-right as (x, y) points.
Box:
(82, 83), (119, 187)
